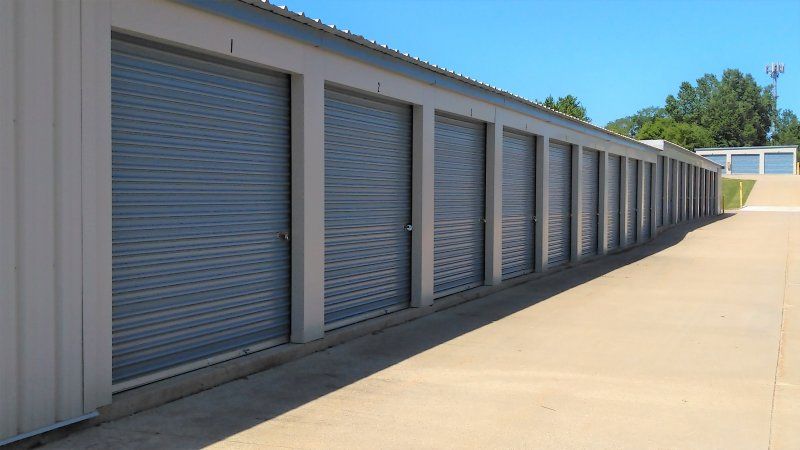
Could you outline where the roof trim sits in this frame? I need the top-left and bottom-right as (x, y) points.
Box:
(176, 0), (661, 154)
(641, 139), (724, 168)
(696, 145), (799, 151)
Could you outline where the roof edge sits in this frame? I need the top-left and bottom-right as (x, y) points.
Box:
(177, 0), (661, 154)
(696, 145), (799, 151)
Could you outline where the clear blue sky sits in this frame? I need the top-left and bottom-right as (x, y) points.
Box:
(279, 0), (800, 126)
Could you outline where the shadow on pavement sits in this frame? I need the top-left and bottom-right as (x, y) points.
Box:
(39, 214), (734, 450)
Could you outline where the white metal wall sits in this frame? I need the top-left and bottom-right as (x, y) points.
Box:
(0, 0), (111, 443)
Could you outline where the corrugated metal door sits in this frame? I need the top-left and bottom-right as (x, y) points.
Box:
(642, 162), (652, 239)
(111, 36), (291, 385)
(656, 157), (663, 228)
(434, 114), (485, 297)
(548, 141), (572, 267)
(713, 172), (718, 212)
(502, 130), (535, 279)
(700, 169), (708, 216)
(731, 154), (759, 174)
(688, 166), (694, 220)
(324, 88), (412, 329)
(705, 154), (726, 169)
(606, 155), (621, 250)
(678, 162), (685, 221)
(764, 153), (794, 174)
(580, 149), (599, 257)
(624, 158), (637, 245)
(670, 159), (677, 223)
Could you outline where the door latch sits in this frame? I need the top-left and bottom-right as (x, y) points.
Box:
(404, 224), (413, 232)
(276, 231), (290, 241)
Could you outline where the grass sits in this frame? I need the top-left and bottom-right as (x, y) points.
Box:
(721, 178), (756, 210)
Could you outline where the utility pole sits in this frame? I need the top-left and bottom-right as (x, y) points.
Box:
(766, 62), (785, 133)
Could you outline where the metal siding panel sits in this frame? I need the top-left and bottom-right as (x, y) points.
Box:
(548, 142), (571, 266)
(110, 37), (291, 385)
(434, 115), (485, 297)
(643, 162), (652, 238)
(731, 154), (759, 174)
(324, 89), (412, 328)
(606, 155), (621, 250)
(625, 158), (637, 245)
(580, 149), (599, 256)
(764, 153), (794, 174)
(501, 130), (535, 279)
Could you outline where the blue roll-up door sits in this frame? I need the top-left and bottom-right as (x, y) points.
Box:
(656, 157), (664, 228)
(434, 114), (485, 297)
(688, 166), (695, 220)
(699, 169), (705, 216)
(764, 153), (794, 174)
(642, 163), (652, 239)
(548, 141), (572, 267)
(705, 154), (726, 172)
(624, 159), (637, 245)
(670, 159), (677, 223)
(111, 35), (291, 386)
(731, 154), (759, 174)
(324, 88), (412, 329)
(606, 155), (621, 250)
(580, 149), (599, 257)
(678, 162), (685, 222)
(502, 130), (535, 279)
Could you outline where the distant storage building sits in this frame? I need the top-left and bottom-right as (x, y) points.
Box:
(0, 0), (723, 445)
(696, 146), (798, 175)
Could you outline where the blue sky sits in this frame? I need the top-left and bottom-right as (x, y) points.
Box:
(279, 0), (800, 126)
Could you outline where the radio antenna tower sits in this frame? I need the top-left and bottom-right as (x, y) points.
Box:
(766, 62), (784, 133)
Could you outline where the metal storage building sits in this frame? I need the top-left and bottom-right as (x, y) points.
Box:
(696, 146), (798, 175)
(0, 0), (723, 445)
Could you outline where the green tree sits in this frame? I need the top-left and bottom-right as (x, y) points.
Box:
(542, 94), (591, 122)
(636, 118), (714, 150)
(664, 69), (773, 147)
(606, 106), (666, 137)
(770, 109), (800, 146)
(664, 74), (718, 124)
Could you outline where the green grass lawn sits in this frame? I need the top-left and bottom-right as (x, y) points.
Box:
(721, 178), (756, 210)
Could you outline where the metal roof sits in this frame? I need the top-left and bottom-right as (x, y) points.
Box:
(179, 0), (661, 154)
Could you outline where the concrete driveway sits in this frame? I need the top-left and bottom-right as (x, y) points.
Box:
(725, 174), (800, 207)
(42, 211), (799, 449)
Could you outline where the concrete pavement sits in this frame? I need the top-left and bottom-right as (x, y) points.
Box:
(42, 212), (799, 449)
(725, 174), (800, 207)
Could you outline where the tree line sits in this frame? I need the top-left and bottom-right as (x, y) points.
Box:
(541, 69), (800, 151)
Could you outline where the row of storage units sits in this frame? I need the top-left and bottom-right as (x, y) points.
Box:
(109, 33), (721, 389)
(659, 159), (719, 225)
(696, 147), (798, 175)
(0, 1), (725, 445)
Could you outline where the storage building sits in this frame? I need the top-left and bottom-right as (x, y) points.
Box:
(696, 146), (798, 175)
(0, 0), (723, 444)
